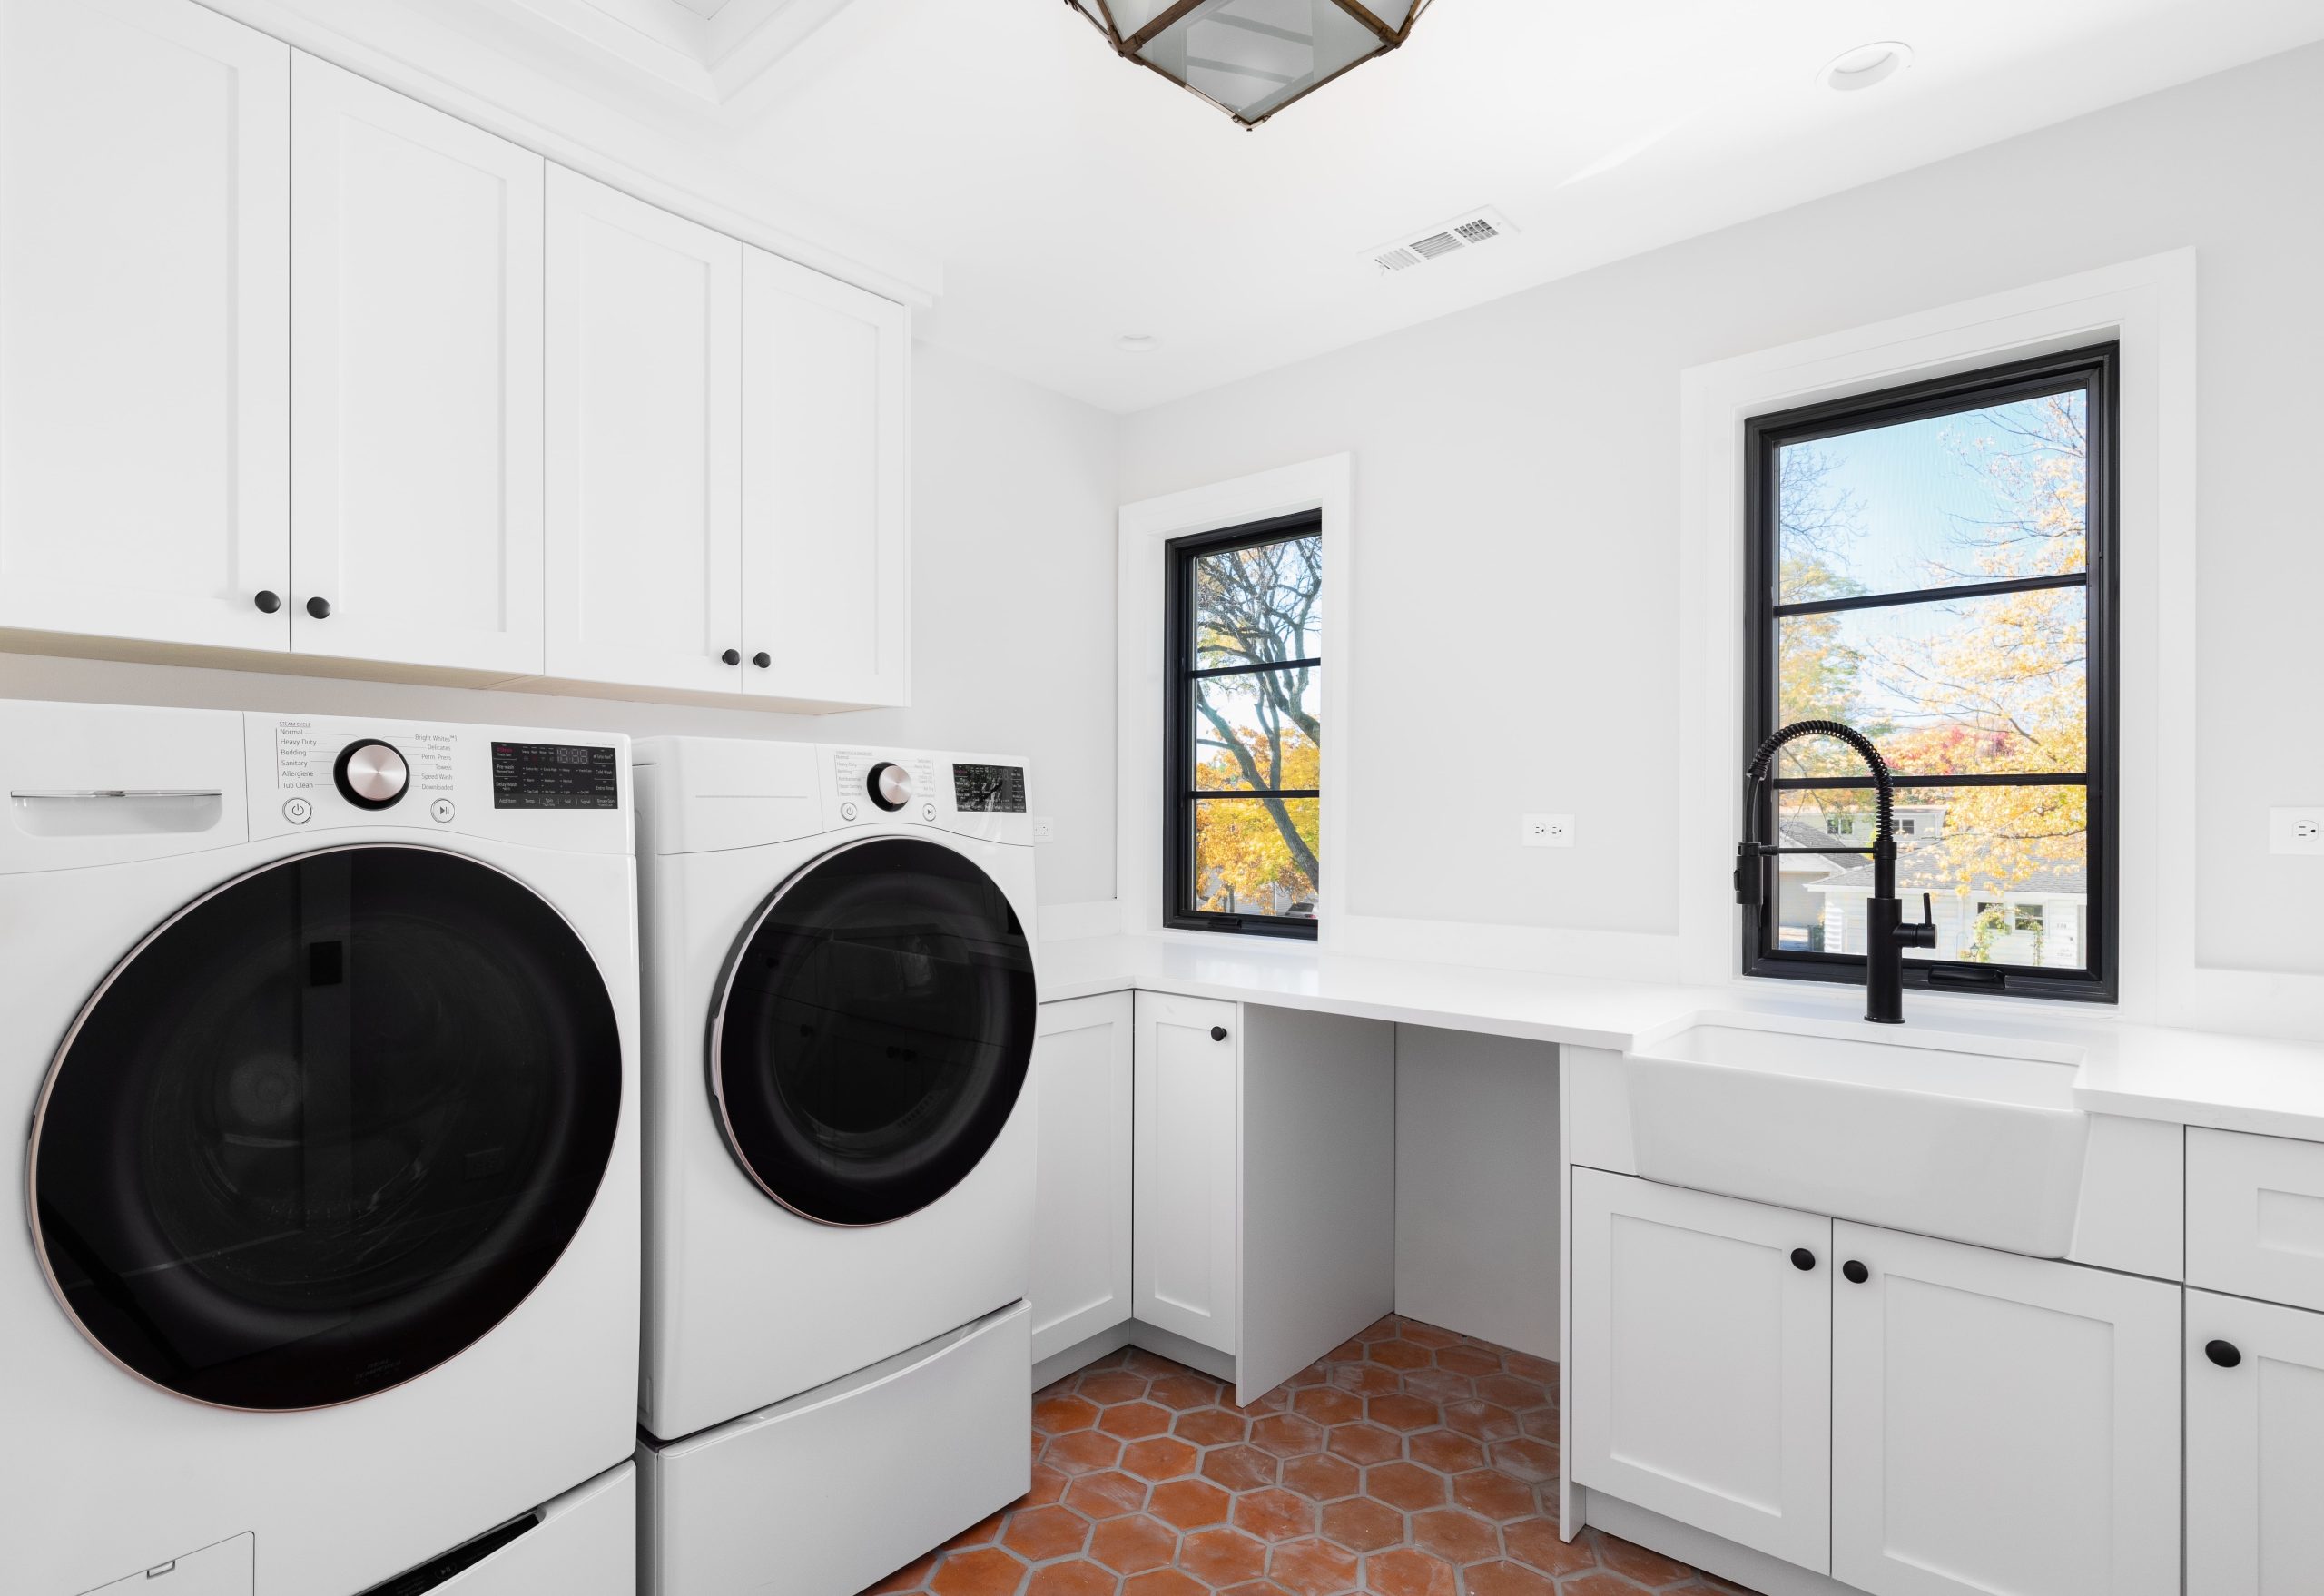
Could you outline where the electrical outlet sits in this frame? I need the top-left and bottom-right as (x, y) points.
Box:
(2272, 807), (2324, 856)
(1031, 816), (1056, 843)
(1521, 813), (1574, 848)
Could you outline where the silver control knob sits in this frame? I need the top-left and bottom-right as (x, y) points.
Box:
(334, 739), (409, 810)
(867, 761), (912, 813)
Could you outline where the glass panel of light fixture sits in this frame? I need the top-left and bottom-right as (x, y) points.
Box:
(1137, 0), (1384, 123)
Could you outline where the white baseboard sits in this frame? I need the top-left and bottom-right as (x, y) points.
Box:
(1583, 1489), (1865, 1596)
(1029, 1319), (1236, 1394)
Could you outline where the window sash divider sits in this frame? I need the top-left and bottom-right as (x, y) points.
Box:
(1189, 656), (1322, 680)
(1770, 772), (2089, 791)
(1771, 570), (2088, 620)
(1187, 789), (1320, 802)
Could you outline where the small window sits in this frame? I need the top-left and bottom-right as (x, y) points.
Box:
(1745, 344), (2116, 1001)
(1164, 513), (1321, 938)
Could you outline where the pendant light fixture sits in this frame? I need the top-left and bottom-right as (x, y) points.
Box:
(1066, 0), (1434, 128)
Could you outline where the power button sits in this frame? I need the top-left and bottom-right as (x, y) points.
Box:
(282, 796), (312, 824)
(429, 798), (457, 824)
(839, 801), (859, 823)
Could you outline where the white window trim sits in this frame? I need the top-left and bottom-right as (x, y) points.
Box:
(1671, 247), (2313, 1034)
(1116, 455), (1354, 949)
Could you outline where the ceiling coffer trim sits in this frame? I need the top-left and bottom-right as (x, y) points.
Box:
(1067, 0), (1435, 128)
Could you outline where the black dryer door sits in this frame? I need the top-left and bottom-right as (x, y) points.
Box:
(29, 844), (622, 1411)
(710, 836), (1036, 1227)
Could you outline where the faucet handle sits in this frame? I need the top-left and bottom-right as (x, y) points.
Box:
(1897, 891), (1939, 950)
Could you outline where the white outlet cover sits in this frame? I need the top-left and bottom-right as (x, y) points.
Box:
(1521, 813), (1574, 848)
(2271, 807), (2324, 855)
(1031, 815), (1057, 843)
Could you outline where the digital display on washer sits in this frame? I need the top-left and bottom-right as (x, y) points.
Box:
(951, 764), (1027, 813)
(492, 742), (619, 809)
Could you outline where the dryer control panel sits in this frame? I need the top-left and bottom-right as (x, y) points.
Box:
(822, 746), (1032, 845)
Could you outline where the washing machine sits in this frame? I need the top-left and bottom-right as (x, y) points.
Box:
(631, 737), (1039, 1596)
(1, 701), (642, 1596)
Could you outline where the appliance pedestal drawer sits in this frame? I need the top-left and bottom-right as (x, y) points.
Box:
(638, 1301), (1031, 1596)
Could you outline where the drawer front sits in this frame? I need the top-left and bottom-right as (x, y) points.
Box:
(2190, 1128), (2324, 1314)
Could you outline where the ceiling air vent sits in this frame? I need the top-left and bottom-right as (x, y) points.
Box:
(1367, 207), (1518, 276)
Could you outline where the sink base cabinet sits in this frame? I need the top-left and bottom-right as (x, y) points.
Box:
(1571, 1168), (2181, 1596)
(1830, 1222), (2180, 1596)
(1570, 1168), (1833, 1572)
(2187, 1288), (2324, 1596)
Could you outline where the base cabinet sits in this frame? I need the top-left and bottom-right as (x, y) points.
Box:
(1570, 1168), (1832, 1571)
(1029, 995), (1134, 1363)
(1571, 1170), (2181, 1596)
(1132, 992), (1240, 1355)
(1831, 1221), (2180, 1596)
(2187, 1288), (2324, 1595)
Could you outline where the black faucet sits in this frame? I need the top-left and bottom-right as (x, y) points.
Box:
(1734, 719), (1937, 1025)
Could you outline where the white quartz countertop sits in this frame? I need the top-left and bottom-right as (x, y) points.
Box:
(1038, 933), (2324, 1142)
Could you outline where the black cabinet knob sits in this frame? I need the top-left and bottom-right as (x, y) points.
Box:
(2206, 1339), (2242, 1369)
(1209, 1025), (1228, 1042)
(253, 589), (281, 614)
(720, 648), (741, 666)
(753, 651), (772, 669)
(305, 596), (330, 619)
(1791, 1248), (1816, 1272)
(1842, 1260), (1869, 1285)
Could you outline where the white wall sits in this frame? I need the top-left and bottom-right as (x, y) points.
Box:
(1118, 43), (2324, 980)
(1393, 1026), (1560, 1359)
(0, 341), (1122, 908)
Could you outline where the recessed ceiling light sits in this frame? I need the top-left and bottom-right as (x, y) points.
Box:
(1821, 41), (1914, 93)
(1117, 334), (1161, 354)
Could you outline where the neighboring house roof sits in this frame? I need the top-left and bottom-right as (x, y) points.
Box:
(1807, 852), (2087, 898)
(1776, 818), (1868, 872)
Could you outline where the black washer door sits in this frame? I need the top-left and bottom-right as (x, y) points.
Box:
(712, 837), (1035, 1227)
(30, 845), (622, 1411)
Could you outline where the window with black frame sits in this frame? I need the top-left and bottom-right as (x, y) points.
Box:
(1743, 344), (2117, 1001)
(1166, 514), (1322, 937)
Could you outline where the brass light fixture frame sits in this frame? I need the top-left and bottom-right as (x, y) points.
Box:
(1066, 0), (1435, 128)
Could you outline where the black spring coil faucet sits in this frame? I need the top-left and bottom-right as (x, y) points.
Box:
(1736, 720), (1935, 1025)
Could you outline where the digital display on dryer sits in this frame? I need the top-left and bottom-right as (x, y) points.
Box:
(492, 742), (619, 809)
(952, 764), (1027, 813)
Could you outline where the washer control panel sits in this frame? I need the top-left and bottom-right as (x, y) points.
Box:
(248, 715), (629, 853)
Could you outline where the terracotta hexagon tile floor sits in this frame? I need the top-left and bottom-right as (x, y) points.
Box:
(860, 1316), (1762, 1596)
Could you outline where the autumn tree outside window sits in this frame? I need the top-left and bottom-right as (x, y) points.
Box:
(1742, 345), (2118, 1001)
(1165, 513), (1322, 939)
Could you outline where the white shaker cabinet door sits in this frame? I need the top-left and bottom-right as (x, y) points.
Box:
(2187, 1288), (2324, 1596)
(545, 166), (743, 694)
(1029, 994), (1135, 1364)
(740, 247), (910, 707)
(1569, 1168), (1833, 1572)
(1830, 1221), (2180, 1596)
(0, 0), (289, 650)
(1132, 991), (1240, 1355)
(290, 54), (544, 675)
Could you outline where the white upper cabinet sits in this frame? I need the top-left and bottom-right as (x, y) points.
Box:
(1570, 1169), (1832, 1573)
(0, 0), (289, 651)
(740, 247), (910, 707)
(290, 54), (545, 675)
(545, 166), (743, 695)
(1830, 1221), (2180, 1596)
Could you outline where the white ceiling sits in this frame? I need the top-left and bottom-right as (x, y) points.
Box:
(292, 0), (2324, 413)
